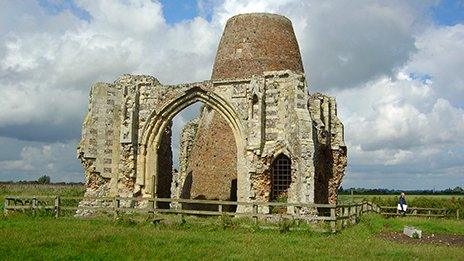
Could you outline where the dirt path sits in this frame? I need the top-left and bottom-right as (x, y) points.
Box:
(378, 232), (464, 247)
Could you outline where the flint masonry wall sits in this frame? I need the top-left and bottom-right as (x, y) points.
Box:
(309, 94), (347, 204)
(77, 75), (174, 199)
(78, 13), (348, 214)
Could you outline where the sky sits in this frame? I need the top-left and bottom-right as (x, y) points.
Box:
(0, 0), (463, 190)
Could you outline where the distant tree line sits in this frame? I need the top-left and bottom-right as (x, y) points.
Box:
(338, 186), (464, 195)
(1, 175), (84, 186)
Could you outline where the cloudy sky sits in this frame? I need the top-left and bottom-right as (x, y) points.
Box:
(1, 0), (463, 189)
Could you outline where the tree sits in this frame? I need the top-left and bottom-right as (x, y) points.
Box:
(37, 175), (51, 184)
(452, 186), (463, 194)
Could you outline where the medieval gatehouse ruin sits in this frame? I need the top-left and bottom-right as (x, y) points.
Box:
(77, 13), (347, 213)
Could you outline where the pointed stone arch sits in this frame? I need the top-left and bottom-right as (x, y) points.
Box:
(136, 85), (247, 201)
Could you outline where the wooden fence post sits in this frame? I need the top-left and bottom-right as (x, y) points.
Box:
(351, 205), (356, 224)
(341, 207), (346, 228)
(3, 198), (9, 216)
(54, 196), (60, 218)
(154, 198), (158, 214)
(295, 206), (300, 226)
(113, 197), (119, 219)
(253, 204), (258, 225)
(330, 207), (336, 233)
(32, 197), (37, 216)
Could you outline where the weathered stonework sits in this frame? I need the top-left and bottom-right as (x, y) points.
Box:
(77, 13), (347, 214)
(309, 93), (347, 204)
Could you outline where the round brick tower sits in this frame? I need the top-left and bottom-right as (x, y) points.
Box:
(212, 13), (304, 80)
(184, 13), (305, 203)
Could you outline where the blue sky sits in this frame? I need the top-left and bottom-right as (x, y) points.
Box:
(0, 0), (463, 190)
(36, 0), (464, 26)
(431, 0), (464, 25)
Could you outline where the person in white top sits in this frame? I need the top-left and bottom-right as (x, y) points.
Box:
(398, 192), (407, 215)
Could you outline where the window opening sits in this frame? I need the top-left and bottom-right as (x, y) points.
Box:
(271, 154), (292, 201)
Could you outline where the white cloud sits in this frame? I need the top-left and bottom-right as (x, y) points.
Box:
(0, 0), (462, 188)
(406, 24), (464, 104)
(0, 0), (221, 139)
(210, 0), (434, 89)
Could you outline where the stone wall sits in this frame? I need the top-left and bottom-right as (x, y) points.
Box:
(77, 70), (345, 213)
(77, 13), (348, 214)
(309, 93), (347, 204)
(77, 82), (123, 198)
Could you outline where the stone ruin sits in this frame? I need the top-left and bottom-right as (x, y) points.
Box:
(77, 13), (347, 214)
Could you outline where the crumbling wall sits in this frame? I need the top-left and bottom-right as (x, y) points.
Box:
(173, 117), (199, 199)
(77, 12), (348, 215)
(309, 93), (347, 204)
(258, 72), (314, 206)
(78, 75), (172, 201)
(77, 82), (123, 198)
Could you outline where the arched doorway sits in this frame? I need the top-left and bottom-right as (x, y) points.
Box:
(172, 103), (237, 211)
(137, 86), (246, 211)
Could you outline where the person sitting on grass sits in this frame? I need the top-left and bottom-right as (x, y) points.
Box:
(398, 192), (407, 215)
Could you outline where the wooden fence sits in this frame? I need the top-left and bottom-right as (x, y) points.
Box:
(378, 206), (453, 218)
(4, 196), (457, 232)
(3, 195), (385, 232)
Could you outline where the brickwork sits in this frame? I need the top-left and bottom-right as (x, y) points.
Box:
(187, 108), (237, 201)
(212, 13), (304, 80)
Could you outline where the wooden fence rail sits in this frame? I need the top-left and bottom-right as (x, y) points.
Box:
(5, 195), (454, 232)
(378, 206), (448, 218)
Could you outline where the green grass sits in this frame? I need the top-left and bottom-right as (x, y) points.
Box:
(0, 213), (463, 260)
(1, 185), (463, 259)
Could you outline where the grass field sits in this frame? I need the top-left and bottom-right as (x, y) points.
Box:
(1, 213), (463, 260)
(1, 184), (463, 260)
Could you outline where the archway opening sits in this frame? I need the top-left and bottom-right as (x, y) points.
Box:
(156, 101), (238, 211)
(271, 154), (292, 202)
